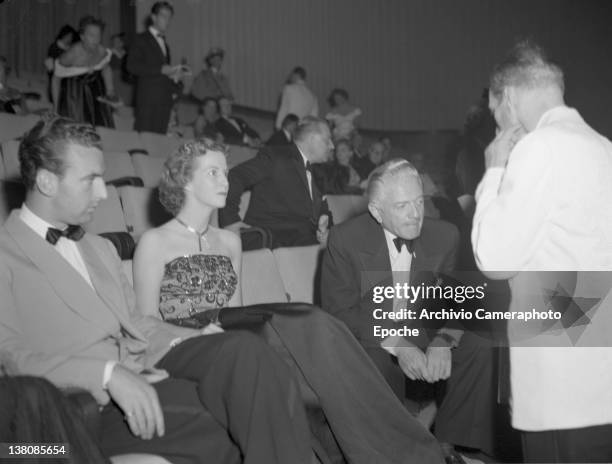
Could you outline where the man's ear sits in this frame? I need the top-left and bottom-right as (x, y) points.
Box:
(35, 169), (58, 197)
(368, 202), (382, 224)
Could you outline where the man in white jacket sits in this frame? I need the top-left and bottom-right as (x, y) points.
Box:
(472, 40), (612, 462)
(276, 66), (318, 129)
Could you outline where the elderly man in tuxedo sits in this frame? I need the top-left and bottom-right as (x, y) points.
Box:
(322, 159), (494, 464)
(219, 117), (333, 249)
(0, 116), (319, 464)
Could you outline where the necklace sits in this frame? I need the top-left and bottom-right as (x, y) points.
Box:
(175, 217), (209, 252)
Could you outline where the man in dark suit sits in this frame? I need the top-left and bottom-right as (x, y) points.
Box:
(127, 2), (183, 134)
(321, 159), (494, 463)
(0, 116), (317, 463)
(219, 117), (333, 249)
(266, 113), (298, 146)
(215, 96), (261, 146)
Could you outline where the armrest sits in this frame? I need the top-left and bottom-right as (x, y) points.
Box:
(99, 232), (136, 260)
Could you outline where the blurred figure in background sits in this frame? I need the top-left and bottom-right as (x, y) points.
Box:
(109, 33), (133, 106)
(275, 66), (318, 129)
(325, 87), (361, 141)
(193, 96), (223, 142)
(215, 96), (261, 147)
(312, 138), (364, 195)
(267, 113), (298, 146)
(54, 16), (115, 127)
(45, 25), (77, 103)
(352, 140), (385, 180)
(191, 47), (233, 102)
(0, 57), (27, 114)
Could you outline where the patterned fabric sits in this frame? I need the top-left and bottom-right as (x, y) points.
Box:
(159, 254), (238, 320)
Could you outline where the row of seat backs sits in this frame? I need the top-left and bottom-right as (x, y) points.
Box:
(0, 140), (257, 185)
(1, 178), (367, 242)
(121, 245), (322, 305)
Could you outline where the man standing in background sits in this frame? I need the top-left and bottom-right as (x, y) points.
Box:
(472, 41), (612, 462)
(128, 1), (183, 134)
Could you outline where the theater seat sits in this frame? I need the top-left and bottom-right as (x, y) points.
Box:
(1, 139), (21, 181)
(0, 181), (25, 224)
(0, 152), (6, 181)
(239, 248), (289, 305)
(272, 245), (322, 304)
(103, 152), (138, 184)
(96, 127), (145, 154)
(326, 194), (368, 224)
(0, 113), (39, 142)
(118, 186), (172, 241)
(140, 132), (185, 158)
(131, 153), (166, 187)
(85, 185), (128, 234)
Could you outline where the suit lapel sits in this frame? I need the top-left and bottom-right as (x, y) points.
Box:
(358, 217), (393, 294)
(77, 237), (145, 340)
(5, 212), (114, 328)
(289, 145), (315, 219)
(146, 30), (167, 65)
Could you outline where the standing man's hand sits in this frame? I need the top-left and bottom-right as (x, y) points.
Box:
(107, 365), (165, 440)
(316, 215), (329, 246)
(485, 124), (526, 169)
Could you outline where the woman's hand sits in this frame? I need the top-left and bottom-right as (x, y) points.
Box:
(201, 323), (224, 336)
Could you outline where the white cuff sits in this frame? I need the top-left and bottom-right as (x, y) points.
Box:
(102, 360), (117, 390)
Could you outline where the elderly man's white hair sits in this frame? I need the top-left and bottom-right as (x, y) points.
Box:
(366, 158), (422, 204)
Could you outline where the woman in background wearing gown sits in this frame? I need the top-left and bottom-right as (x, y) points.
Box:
(54, 16), (115, 127)
(132, 138), (444, 464)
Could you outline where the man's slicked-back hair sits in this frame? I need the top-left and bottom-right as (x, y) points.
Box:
(151, 1), (174, 15)
(367, 158), (421, 204)
(19, 116), (101, 190)
(489, 39), (565, 99)
(293, 116), (329, 143)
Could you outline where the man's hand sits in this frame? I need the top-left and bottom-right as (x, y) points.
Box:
(225, 221), (250, 236)
(485, 124), (526, 169)
(425, 347), (452, 382)
(316, 215), (329, 246)
(107, 365), (165, 440)
(396, 346), (429, 381)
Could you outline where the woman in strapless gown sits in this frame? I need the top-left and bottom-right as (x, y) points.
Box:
(54, 17), (115, 127)
(133, 139), (444, 464)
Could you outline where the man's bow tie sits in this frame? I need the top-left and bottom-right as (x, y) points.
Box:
(393, 237), (414, 254)
(46, 225), (85, 245)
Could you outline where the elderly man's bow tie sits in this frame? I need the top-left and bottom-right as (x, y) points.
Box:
(393, 237), (414, 254)
(46, 225), (85, 245)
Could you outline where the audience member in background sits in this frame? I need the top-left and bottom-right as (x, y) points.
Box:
(132, 138), (446, 464)
(352, 140), (385, 180)
(380, 136), (392, 161)
(220, 117), (333, 250)
(322, 159), (495, 464)
(128, 1), (185, 134)
(351, 130), (365, 158)
(193, 96), (223, 142)
(191, 47), (233, 102)
(54, 16), (116, 128)
(215, 96), (261, 147)
(0, 57), (28, 115)
(325, 87), (362, 140)
(312, 138), (364, 195)
(472, 40), (612, 463)
(109, 33), (133, 106)
(266, 113), (298, 146)
(45, 25), (77, 103)
(0, 116), (318, 464)
(275, 66), (318, 129)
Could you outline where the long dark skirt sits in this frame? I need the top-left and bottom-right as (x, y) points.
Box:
(58, 71), (114, 128)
